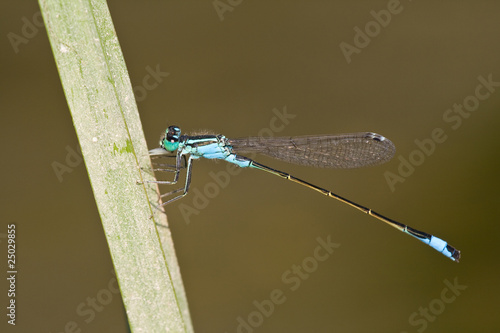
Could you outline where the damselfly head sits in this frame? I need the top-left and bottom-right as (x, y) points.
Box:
(160, 125), (181, 152)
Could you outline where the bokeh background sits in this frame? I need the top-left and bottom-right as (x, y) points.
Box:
(2, 1), (500, 332)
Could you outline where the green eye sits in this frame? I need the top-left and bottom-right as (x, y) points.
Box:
(163, 139), (179, 152)
(159, 125), (181, 151)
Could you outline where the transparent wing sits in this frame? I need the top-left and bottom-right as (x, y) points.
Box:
(228, 132), (395, 169)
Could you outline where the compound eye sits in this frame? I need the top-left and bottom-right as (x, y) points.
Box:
(166, 125), (181, 143)
(160, 125), (181, 152)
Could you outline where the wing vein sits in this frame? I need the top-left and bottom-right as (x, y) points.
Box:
(228, 133), (395, 168)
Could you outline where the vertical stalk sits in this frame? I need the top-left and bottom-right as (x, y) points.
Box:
(38, 0), (193, 331)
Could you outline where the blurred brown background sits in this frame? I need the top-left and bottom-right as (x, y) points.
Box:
(2, 1), (499, 332)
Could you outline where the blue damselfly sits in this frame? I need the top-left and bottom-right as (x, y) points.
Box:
(145, 125), (460, 262)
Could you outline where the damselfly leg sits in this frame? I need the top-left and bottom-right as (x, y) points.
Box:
(147, 153), (194, 205)
(159, 155), (194, 205)
(151, 154), (187, 173)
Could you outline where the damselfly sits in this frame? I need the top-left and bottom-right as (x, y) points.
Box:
(145, 125), (460, 262)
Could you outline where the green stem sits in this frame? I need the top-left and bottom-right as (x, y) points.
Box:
(38, 0), (193, 331)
